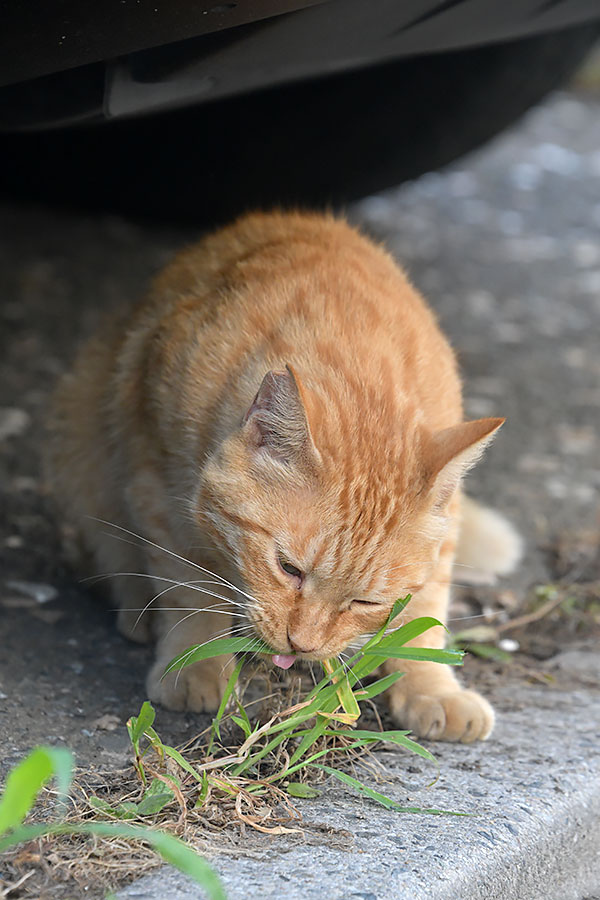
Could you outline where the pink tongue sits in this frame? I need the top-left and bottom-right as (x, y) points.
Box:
(272, 654), (296, 669)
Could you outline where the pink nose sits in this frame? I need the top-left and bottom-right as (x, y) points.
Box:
(287, 628), (317, 654)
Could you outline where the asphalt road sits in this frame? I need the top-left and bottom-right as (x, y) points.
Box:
(1, 85), (599, 896)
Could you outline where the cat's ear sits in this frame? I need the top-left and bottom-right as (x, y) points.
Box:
(243, 365), (320, 466)
(424, 418), (504, 508)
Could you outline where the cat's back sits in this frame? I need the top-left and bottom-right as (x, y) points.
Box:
(103, 212), (462, 455)
(145, 211), (455, 377)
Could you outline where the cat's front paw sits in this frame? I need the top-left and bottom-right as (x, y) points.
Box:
(388, 684), (495, 743)
(146, 655), (232, 713)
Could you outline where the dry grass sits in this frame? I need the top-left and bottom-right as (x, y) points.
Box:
(0, 666), (380, 900)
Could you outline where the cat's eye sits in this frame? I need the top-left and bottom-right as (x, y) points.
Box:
(352, 599), (380, 608)
(278, 556), (303, 582)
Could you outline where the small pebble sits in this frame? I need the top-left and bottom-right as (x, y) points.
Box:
(5, 580), (58, 604)
(498, 638), (520, 653)
(0, 408), (31, 441)
(92, 714), (121, 732)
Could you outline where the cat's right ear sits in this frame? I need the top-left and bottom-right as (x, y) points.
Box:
(423, 417), (505, 509)
(242, 365), (321, 468)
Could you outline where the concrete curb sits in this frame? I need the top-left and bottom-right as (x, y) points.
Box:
(117, 678), (600, 900)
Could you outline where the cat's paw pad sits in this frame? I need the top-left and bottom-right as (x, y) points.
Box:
(146, 657), (231, 713)
(389, 687), (494, 743)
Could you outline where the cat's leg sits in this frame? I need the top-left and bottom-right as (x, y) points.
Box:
(385, 503), (495, 743)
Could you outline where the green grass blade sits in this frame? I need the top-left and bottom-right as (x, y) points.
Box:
(285, 783), (320, 799)
(231, 715), (251, 737)
(388, 594), (413, 623)
(366, 648), (464, 664)
(360, 594), (413, 653)
(354, 670), (405, 700)
(359, 616), (396, 655)
(0, 746), (73, 836)
(162, 746), (204, 783)
(346, 616), (453, 684)
(137, 778), (175, 816)
(322, 659), (360, 721)
(234, 697), (252, 735)
(287, 715), (330, 768)
(195, 772), (210, 807)
(375, 617), (446, 652)
(210, 657), (245, 747)
(164, 636), (273, 675)
(0, 822), (226, 898)
(89, 796), (138, 820)
(129, 701), (156, 744)
(284, 670), (362, 769)
(462, 643), (513, 662)
(314, 766), (462, 815)
(274, 738), (372, 780)
(142, 726), (165, 763)
(276, 746), (337, 779)
(322, 729), (435, 761)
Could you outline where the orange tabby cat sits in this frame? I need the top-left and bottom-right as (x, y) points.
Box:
(46, 211), (521, 742)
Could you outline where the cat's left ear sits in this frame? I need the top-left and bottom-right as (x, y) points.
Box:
(424, 417), (504, 509)
(243, 365), (321, 467)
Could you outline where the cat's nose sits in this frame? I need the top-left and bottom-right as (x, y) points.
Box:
(287, 628), (317, 655)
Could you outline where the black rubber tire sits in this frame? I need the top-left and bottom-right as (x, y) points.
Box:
(1, 24), (598, 224)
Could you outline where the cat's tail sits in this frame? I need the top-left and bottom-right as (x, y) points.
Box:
(455, 495), (523, 585)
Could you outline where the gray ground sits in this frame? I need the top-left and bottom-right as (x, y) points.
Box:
(1, 84), (600, 898)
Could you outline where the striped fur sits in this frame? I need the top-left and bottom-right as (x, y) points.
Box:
(46, 212), (515, 741)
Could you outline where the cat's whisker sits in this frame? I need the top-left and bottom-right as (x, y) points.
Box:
(102, 528), (236, 579)
(117, 606), (248, 619)
(242, 635), (273, 671)
(387, 560), (479, 575)
(339, 652), (364, 690)
(184, 585), (248, 610)
(188, 542), (236, 564)
(144, 581), (250, 626)
(172, 643), (203, 690)
(165, 613), (255, 641)
(172, 621), (256, 654)
(84, 571), (249, 612)
(84, 571), (249, 634)
(419, 579), (485, 590)
(219, 654), (242, 679)
(446, 612), (499, 623)
(242, 646), (267, 670)
(89, 517), (261, 606)
(187, 580), (250, 608)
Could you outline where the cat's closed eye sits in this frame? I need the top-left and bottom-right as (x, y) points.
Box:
(351, 598), (383, 608)
(277, 555), (303, 583)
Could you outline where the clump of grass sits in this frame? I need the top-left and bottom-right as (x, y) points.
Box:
(137, 594), (465, 820)
(1, 595), (465, 897)
(0, 746), (224, 900)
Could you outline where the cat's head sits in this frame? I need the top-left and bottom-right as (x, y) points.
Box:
(198, 366), (502, 660)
